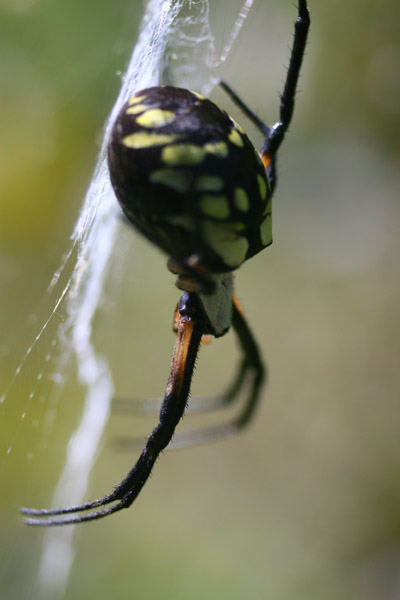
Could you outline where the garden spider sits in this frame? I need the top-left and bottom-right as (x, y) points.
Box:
(22, 0), (310, 525)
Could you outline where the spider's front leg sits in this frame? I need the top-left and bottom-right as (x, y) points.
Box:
(21, 293), (204, 526)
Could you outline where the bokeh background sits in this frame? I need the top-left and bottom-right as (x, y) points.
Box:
(1, 0), (400, 598)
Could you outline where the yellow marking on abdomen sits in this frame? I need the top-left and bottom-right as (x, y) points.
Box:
(122, 133), (180, 149)
(228, 129), (244, 147)
(136, 109), (176, 128)
(195, 175), (224, 192)
(257, 173), (268, 200)
(204, 141), (228, 158)
(150, 168), (192, 192)
(161, 144), (206, 166)
(202, 221), (249, 268)
(126, 104), (150, 115)
(199, 195), (230, 220)
(233, 188), (249, 212)
(262, 195), (271, 216)
(190, 90), (206, 100)
(259, 213), (272, 246)
(128, 94), (147, 105)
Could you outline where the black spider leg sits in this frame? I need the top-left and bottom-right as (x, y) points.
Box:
(21, 292), (204, 526)
(261, 0), (310, 191)
(114, 292), (246, 419)
(170, 294), (265, 447)
(113, 358), (247, 417)
(116, 295), (265, 451)
(219, 80), (270, 137)
(220, 0), (310, 192)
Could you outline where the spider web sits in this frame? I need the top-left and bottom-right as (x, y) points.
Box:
(1, 0), (255, 597)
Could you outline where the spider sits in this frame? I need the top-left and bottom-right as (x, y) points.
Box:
(22, 0), (310, 526)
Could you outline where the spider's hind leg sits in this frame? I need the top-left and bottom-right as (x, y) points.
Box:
(113, 359), (247, 419)
(114, 276), (244, 419)
(156, 294), (266, 449)
(21, 293), (204, 526)
(116, 295), (265, 451)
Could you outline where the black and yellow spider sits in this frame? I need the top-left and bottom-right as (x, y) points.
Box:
(22, 0), (310, 525)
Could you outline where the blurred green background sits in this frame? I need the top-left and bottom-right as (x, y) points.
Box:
(1, 0), (400, 598)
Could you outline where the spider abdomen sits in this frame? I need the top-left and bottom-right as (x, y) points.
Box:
(108, 86), (272, 272)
